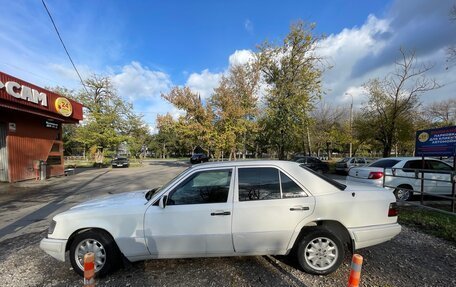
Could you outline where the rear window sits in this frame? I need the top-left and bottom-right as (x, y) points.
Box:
(299, 164), (346, 191)
(368, 159), (400, 168)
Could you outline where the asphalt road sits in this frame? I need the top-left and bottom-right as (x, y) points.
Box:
(0, 161), (455, 287)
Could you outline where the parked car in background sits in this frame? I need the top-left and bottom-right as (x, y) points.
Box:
(294, 156), (329, 174)
(190, 153), (210, 164)
(111, 157), (129, 168)
(346, 157), (454, 201)
(335, 157), (368, 174)
(40, 160), (400, 278)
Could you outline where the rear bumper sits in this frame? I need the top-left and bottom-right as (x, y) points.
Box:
(40, 238), (67, 262)
(349, 223), (401, 250)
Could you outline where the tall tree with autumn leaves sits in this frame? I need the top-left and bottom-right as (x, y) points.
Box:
(211, 63), (260, 160)
(256, 21), (325, 159)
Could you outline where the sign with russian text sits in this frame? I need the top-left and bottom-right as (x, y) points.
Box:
(415, 126), (456, 157)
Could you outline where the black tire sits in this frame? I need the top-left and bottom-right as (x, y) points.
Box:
(394, 185), (413, 201)
(296, 228), (345, 275)
(316, 169), (323, 174)
(69, 230), (121, 278)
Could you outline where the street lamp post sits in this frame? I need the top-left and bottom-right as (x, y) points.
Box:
(345, 93), (353, 158)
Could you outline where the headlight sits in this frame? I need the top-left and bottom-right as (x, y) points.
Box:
(48, 220), (56, 234)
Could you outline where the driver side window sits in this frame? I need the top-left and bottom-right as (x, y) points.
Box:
(168, 169), (232, 205)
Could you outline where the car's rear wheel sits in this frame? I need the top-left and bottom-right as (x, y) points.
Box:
(69, 230), (120, 277)
(394, 185), (413, 201)
(296, 228), (344, 275)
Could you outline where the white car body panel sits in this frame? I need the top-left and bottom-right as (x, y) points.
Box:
(40, 160), (400, 265)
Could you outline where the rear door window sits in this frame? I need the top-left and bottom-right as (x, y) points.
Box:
(280, 172), (306, 198)
(369, 159), (401, 168)
(238, 168), (281, 201)
(427, 160), (453, 171)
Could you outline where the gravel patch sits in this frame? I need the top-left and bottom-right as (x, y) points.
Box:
(0, 226), (455, 287)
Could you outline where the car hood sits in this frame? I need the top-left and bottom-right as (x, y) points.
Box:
(70, 190), (149, 211)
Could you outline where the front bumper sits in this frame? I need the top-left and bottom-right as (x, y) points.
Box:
(40, 238), (67, 262)
(349, 223), (401, 250)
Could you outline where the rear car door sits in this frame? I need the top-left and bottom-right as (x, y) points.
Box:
(400, 160), (436, 193)
(427, 160), (453, 194)
(232, 166), (314, 254)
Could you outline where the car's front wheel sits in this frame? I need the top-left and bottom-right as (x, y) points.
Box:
(69, 230), (120, 277)
(296, 228), (344, 275)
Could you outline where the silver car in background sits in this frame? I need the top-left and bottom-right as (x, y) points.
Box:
(347, 157), (454, 201)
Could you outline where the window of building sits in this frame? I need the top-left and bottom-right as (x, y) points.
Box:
(46, 156), (62, 165)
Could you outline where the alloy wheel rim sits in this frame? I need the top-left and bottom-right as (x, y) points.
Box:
(396, 188), (410, 201)
(304, 237), (338, 271)
(75, 238), (106, 272)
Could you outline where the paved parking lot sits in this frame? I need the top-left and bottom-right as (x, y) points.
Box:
(0, 161), (455, 287)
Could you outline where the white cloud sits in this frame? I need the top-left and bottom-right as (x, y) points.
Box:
(317, 0), (456, 107)
(185, 69), (222, 99)
(229, 49), (255, 67)
(244, 19), (254, 34)
(111, 61), (172, 101)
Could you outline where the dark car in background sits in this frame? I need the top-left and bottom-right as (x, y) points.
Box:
(111, 157), (130, 168)
(294, 156), (329, 174)
(190, 153), (210, 164)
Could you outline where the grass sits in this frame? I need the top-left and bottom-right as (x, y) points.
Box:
(398, 206), (456, 244)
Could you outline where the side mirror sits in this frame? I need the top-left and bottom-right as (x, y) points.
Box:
(159, 195), (168, 209)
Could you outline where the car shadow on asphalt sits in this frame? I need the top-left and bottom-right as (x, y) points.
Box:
(148, 160), (191, 168)
(0, 170), (109, 240)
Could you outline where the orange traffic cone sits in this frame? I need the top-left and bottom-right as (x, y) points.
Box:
(84, 252), (95, 287)
(348, 254), (363, 287)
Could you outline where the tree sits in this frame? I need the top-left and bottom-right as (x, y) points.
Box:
(256, 21), (325, 159)
(74, 75), (136, 161)
(359, 49), (439, 157)
(210, 63), (260, 160)
(310, 101), (349, 158)
(422, 98), (456, 127)
(162, 87), (215, 155)
(155, 113), (178, 158)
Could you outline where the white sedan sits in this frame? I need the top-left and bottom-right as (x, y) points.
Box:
(347, 157), (454, 201)
(40, 160), (401, 277)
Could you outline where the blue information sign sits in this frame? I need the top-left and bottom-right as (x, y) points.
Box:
(415, 126), (456, 157)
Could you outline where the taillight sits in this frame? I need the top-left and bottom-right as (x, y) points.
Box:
(368, 171), (384, 179)
(388, 203), (398, 217)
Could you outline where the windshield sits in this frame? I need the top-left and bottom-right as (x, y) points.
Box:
(339, 158), (350, 163)
(145, 166), (192, 201)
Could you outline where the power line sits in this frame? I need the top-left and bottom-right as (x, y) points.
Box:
(41, 0), (89, 94)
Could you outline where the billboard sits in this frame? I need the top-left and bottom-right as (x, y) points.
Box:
(415, 126), (456, 157)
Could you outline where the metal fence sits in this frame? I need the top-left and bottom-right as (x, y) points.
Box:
(383, 167), (456, 214)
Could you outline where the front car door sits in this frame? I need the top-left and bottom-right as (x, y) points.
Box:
(232, 166), (315, 254)
(144, 167), (234, 257)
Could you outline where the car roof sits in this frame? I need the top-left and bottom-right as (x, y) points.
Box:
(374, 157), (446, 162)
(188, 160), (343, 196)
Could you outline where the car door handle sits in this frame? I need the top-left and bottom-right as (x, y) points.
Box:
(290, 206), (310, 211)
(211, 211), (231, 216)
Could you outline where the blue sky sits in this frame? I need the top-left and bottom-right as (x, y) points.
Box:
(0, 0), (455, 130)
